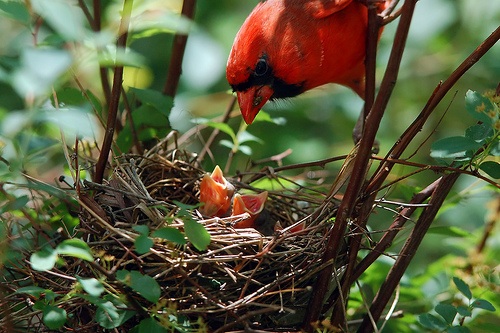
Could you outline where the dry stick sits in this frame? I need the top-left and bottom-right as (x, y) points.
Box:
(329, 3), (383, 328)
(163, 0), (197, 97)
(358, 172), (460, 332)
(93, 0), (133, 184)
(303, 1), (417, 330)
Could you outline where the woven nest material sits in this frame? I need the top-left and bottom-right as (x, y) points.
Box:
(4, 138), (345, 332)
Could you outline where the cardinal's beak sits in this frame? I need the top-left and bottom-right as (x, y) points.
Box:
(232, 191), (268, 228)
(237, 85), (274, 124)
(199, 165), (234, 217)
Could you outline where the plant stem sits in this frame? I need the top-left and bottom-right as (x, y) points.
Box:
(94, 0), (133, 184)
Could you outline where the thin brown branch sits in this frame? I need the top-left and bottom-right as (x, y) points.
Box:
(94, 0), (133, 184)
(304, 1), (418, 330)
(358, 172), (460, 332)
(163, 0), (197, 97)
(329, 2), (384, 325)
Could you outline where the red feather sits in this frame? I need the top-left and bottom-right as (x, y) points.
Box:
(227, 0), (386, 124)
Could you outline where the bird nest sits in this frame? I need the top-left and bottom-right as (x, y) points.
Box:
(3, 137), (344, 332)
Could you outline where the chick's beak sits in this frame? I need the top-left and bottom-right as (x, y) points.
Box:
(199, 165), (234, 217)
(237, 85), (274, 125)
(232, 191), (268, 229)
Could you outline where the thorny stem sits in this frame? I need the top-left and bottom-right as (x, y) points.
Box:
(94, 0), (133, 184)
(163, 0), (197, 98)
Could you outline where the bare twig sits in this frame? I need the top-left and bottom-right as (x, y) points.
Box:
(94, 0), (133, 184)
(304, 1), (418, 330)
(358, 172), (460, 332)
(163, 0), (197, 98)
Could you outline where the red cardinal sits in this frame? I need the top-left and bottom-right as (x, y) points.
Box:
(226, 0), (386, 125)
(199, 165), (235, 217)
(232, 191), (268, 229)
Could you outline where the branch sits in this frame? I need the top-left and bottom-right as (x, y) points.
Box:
(357, 172), (460, 332)
(163, 0), (197, 97)
(93, 0), (133, 184)
(303, 1), (418, 330)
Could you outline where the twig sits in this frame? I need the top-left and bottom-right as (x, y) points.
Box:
(304, 1), (418, 330)
(357, 172), (460, 332)
(367, 24), (500, 195)
(163, 0), (197, 97)
(94, 0), (133, 184)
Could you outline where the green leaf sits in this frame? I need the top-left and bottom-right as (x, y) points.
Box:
(456, 305), (472, 317)
(94, 296), (135, 329)
(490, 140), (500, 156)
(131, 105), (169, 128)
(435, 303), (457, 324)
(430, 136), (482, 160)
(30, 246), (58, 271)
(0, 1), (30, 25)
(132, 224), (150, 235)
(238, 131), (263, 144)
(453, 277), (472, 299)
(35, 106), (99, 140)
(465, 123), (493, 142)
(447, 327), (471, 333)
(130, 88), (173, 117)
(479, 161), (500, 179)
(219, 139), (235, 150)
(97, 47), (146, 68)
(15, 286), (47, 298)
(134, 235), (153, 254)
(238, 144), (253, 156)
(76, 276), (104, 297)
(465, 90), (497, 125)
(184, 218), (211, 251)
(253, 110), (286, 125)
(31, 0), (86, 40)
(471, 299), (496, 311)
(12, 48), (72, 98)
(133, 317), (168, 333)
(418, 313), (448, 330)
(205, 121), (236, 141)
(116, 270), (161, 303)
(152, 227), (186, 245)
(56, 239), (93, 261)
(42, 304), (67, 329)
(427, 226), (470, 238)
(173, 201), (211, 251)
(0, 195), (29, 214)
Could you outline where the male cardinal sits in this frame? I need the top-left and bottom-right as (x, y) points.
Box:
(199, 165), (235, 217)
(226, 0), (386, 125)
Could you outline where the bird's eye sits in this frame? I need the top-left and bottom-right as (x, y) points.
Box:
(254, 58), (268, 76)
